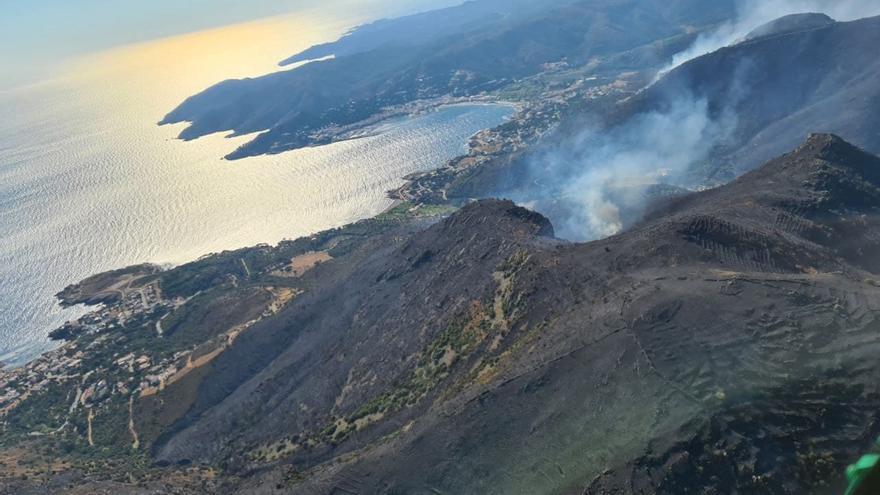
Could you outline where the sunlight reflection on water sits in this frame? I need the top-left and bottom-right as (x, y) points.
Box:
(0, 4), (512, 365)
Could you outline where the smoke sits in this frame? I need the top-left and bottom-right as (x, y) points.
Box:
(660, 0), (880, 74)
(514, 0), (879, 241)
(524, 95), (737, 240)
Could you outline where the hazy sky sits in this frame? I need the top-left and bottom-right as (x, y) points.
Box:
(0, 0), (457, 90)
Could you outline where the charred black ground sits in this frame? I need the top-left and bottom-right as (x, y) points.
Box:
(3, 135), (879, 494)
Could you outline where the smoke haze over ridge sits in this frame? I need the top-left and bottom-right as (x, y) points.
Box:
(518, 0), (880, 241)
(528, 96), (736, 240)
(663, 0), (880, 71)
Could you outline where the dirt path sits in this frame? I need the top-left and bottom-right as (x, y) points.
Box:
(86, 409), (95, 447)
(128, 396), (140, 450)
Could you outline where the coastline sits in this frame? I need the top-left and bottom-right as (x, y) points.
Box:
(3, 108), (513, 370)
(12, 71), (632, 369)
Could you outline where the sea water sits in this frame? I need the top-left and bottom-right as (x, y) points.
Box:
(0, 4), (512, 365)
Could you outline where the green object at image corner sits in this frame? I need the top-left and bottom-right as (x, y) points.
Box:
(846, 440), (880, 495)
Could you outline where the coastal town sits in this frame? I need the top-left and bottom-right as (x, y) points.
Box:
(391, 70), (644, 203)
(0, 255), (302, 461)
(0, 279), (170, 417)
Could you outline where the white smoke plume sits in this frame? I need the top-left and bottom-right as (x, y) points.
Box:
(527, 95), (736, 240)
(519, 0), (879, 241)
(662, 0), (880, 73)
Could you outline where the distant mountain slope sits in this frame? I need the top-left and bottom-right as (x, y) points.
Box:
(126, 135), (880, 494)
(742, 12), (835, 42)
(160, 0), (737, 159)
(445, 13), (880, 238)
(627, 14), (880, 182)
(278, 0), (561, 66)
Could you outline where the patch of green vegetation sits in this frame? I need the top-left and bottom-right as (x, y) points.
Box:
(375, 202), (458, 224)
(312, 310), (495, 446)
(0, 383), (157, 482)
(1, 383), (70, 441)
(497, 249), (530, 274)
(161, 200), (459, 295)
(159, 236), (322, 298)
(160, 202), (456, 298)
(494, 80), (547, 101)
(60, 436), (153, 483)
(162, 287), (271, 347)
(87, 399), (132, 452)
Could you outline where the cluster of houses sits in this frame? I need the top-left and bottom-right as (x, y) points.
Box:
(0, 283), (177, 418)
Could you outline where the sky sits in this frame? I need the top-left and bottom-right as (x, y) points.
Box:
(0, 0), (458, 90)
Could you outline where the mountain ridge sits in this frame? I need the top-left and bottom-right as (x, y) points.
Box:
(631, 15), (880, 182)
(742, 12), (835, 42)
(159, 0), (737, 159)
(2, 136), (879, 493)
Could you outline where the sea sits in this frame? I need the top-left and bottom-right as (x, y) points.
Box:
(0, 2), (513, 365)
